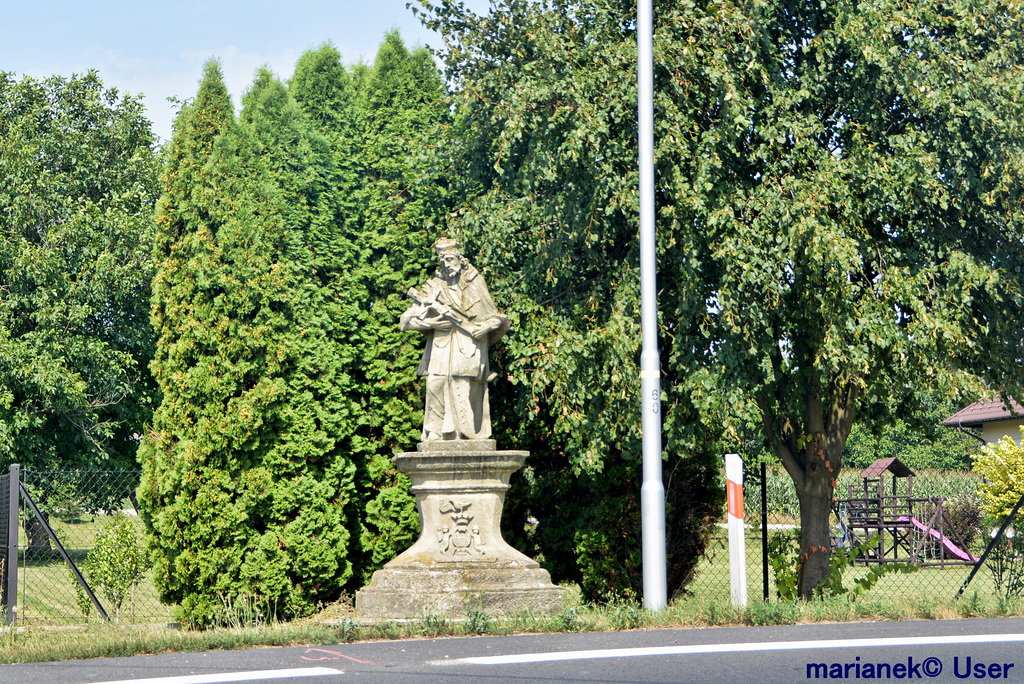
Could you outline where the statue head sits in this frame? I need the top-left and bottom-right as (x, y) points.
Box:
(434, 237), (468, 281)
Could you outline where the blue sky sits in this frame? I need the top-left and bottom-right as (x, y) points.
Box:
(2, 0), (489, 143)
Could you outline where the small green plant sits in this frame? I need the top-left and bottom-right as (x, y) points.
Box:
(822, 538), (919, 598)
(958, 589), (986, 617)
(334, 617), (357, 642)
(466, 606), (492, 634)
(607, 599), (645, 630)
(421, 612), (449, 636)
(986, 529), (1024, 600)
(214, 593), (276, 629)
(768, 530), (918, 600)
(70, 567), (92, 621)
(556, 605), (582, 632)
(945, 494), (983, 550)
(745, 599), (799, 626)
(83, 514), (152, 621)
(767, 530), (800, 599)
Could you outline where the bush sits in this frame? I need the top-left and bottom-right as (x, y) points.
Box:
(945, 494), (983, 549)
(84, 515), (152, 621)
(973, 431), (1024, 521)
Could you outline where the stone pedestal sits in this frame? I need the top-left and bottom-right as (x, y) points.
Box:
(356, 440), (563, 619)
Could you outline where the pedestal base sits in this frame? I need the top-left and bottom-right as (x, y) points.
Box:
(356, 563), (563, 619)
(355, 441), (563, 619)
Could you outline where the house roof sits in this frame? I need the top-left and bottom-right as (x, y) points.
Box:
(942, 397), (1024, 428)
(859, 457), (915, 479)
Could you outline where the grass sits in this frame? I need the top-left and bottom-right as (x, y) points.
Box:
(4, 587), (1024, 666)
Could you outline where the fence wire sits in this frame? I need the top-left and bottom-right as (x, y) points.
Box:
(685, 466), (999, 604)
(14, 469), (172, 626)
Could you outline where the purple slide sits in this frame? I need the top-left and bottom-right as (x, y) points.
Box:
(896, 516), (981, 563)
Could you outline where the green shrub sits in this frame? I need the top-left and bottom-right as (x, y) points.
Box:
(974, 431), (1024, 521)
(945, 494), (983, 549)
(84, 515), (152, 621)
(139, 62), (358, 628)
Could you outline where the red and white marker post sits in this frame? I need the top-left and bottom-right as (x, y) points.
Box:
(725, 453), (747, 607)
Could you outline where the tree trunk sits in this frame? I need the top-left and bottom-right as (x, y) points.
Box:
(796, 463), (834, 597)
(761, 381), (858, 600)
(25, 512), (53, 557)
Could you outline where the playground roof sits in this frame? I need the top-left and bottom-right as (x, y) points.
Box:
(942, 397), (1024, 428)
(859, 457), (915, 478)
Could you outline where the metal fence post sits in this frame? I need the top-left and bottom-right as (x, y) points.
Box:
(5, 464), (19, 626)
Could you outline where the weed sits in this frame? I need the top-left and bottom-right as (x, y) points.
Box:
(607, 599), (645, 630)
(334, 617), (357, 643)
(465, 607), (492, 635)
(555, 605), (582, 632)
(421, 613), (449, 637)
(696, 598), (740, 626)
(744, 600), (799, 626)
(957, 590), (986, 618)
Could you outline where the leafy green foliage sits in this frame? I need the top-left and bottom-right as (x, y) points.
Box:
(139, 62), (358, 627)
(842, 395), (978, 472)
(769, 530), (918, 600)
(83, 514), (152, 620)
(974, 432), (1024, 522)
(945, 494), (984, 550)
(417, 0), (1024, 598)
(0, 71), (159, 470)
(987, 534), (1024, 600)
(767, 531), (801, 600)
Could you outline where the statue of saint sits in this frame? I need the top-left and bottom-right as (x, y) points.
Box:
(400, 238), (509, 441)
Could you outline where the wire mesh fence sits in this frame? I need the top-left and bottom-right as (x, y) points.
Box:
(684, 463), (1003, 604)
(9, 467), (173, 626)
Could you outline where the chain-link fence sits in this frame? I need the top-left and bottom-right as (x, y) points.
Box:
(4, 465), (173, 626)
(685, 463), (996, 603)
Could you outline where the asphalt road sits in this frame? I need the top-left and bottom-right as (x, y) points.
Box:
(3, 617), (1024, 683)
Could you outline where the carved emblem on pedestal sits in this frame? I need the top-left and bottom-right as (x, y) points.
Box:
(437, 500), (485, 557)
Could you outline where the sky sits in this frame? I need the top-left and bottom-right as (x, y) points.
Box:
(2, 0), (490, 144)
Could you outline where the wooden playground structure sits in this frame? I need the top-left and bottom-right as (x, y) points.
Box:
(833, 458), (979, 567)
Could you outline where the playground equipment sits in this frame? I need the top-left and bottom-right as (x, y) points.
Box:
(833, 457), (979, 566)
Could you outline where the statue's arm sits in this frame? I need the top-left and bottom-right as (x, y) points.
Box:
(467, 314), (508, 341)
(401, 304), (453, 333)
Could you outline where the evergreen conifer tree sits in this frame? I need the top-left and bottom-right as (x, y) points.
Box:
(140, 62), (356, 627)
(350, 32), (449, 578)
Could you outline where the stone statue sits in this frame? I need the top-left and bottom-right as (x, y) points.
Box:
(356, 238), (563, 618)
(400, 238), (509, 441)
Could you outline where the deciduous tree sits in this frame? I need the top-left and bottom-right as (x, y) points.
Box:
(418, 0), (1024, 597)
(0, 71), (159, 470)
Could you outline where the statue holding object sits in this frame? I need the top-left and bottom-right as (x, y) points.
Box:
(356, 237), (562, 619)
(400, 238), (509, 441)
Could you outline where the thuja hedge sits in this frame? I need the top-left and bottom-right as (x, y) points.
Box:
(139, 62), (358, 627)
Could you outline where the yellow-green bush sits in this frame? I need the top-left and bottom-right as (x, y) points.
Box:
(973, 430), (1024, 521)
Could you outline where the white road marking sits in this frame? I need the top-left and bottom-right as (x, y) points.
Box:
(91, 667), (344, 684)
(434, 633), (1024, 665)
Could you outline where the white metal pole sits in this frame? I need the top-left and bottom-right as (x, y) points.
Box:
(638, 0), (667, 612)
(726, 453), (748, 607)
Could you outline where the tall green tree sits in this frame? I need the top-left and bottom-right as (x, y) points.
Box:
(416, 0), (725, 600)
(0, 71), (159, 470)
(289, 43), (363, 246)
(348, 32), (450, 579)
(420, 0), (1024, 598)
(139, 62), (356, 627)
